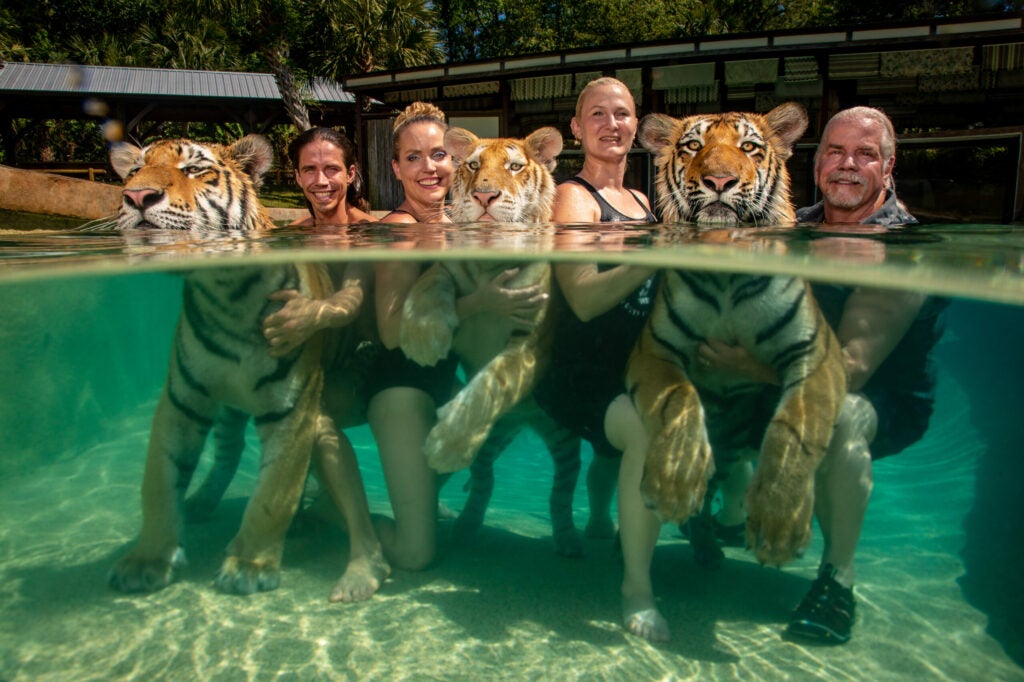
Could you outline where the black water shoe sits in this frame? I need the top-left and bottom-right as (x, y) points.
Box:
(787, 563), (856, 644)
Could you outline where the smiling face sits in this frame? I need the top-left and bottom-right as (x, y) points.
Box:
(293, 139), (355, 223)
(814, 116), (894, 223)
(391, 120), (453, 211)
(570, 81), (638, 162)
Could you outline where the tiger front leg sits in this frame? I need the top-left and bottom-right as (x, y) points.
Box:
(400, 263), (459, 367)
(626, 328), (715, 523)
(109, 388), (207, 592)
(746, 316), (846, 566)
(425, 338), (540, 473)
(215, 396), (319, 594)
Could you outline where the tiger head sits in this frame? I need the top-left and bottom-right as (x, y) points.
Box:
(639, 102), (808, 226)
(444, 127), (563, 223)
(109, 135), (275, 231)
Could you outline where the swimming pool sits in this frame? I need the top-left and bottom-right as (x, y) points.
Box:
(0, 220), (1021, 680)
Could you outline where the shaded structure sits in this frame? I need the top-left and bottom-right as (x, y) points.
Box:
(344, 14), (1024, 222)
(0, 61), (364, 167)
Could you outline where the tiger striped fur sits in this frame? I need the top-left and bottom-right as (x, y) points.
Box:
(631, 103), (847, 566)
(400, 127), (588, 554)
(107, 136), (335, 594)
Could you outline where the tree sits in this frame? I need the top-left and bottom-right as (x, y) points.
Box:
(308, 0), (443, 78)
(188, 0), (313, 130)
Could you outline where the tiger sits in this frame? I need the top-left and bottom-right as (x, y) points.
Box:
(629, 102), (847, 567)
(106, 136), (336, 594)
(399, 126), (589, 555)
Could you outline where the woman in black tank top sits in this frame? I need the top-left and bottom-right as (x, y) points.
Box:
(537, 76), (670, 642)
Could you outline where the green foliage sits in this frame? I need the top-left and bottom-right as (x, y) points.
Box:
(304, 0), (444, 76)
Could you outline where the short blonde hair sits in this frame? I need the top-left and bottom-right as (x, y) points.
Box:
(575, 77), (636, 120)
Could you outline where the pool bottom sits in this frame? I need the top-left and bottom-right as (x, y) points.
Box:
(0, 368), (1018, 682)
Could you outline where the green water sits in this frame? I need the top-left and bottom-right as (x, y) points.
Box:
(0, 223), (1022, 680)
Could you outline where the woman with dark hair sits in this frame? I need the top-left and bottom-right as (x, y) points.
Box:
(287, 126), (375, 226)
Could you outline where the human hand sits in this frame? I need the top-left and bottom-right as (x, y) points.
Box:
(475, 268), (549, 332)
(698, 339), (778, 384)
(263, 289), (326, 357)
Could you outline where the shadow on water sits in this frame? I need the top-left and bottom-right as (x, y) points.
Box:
(941, 300), (1024, 667)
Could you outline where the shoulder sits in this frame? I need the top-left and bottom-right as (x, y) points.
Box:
(349, 206), (379, 224)
(289, 215), (315, 227)
(795, 202), (825, 224)
(553, 181), (600, 223)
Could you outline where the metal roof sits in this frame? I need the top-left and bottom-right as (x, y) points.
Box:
(344, 13), (1024, 94)
(0, 61), (355, 104)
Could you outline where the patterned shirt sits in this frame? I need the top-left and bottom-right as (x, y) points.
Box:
(795, 189), (917, 226)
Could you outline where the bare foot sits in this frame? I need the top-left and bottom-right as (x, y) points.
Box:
(623, 595), (670, 642)
(329, 551), (391, 603)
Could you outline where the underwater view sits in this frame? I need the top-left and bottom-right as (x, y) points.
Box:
(0, 221), (1022, 681)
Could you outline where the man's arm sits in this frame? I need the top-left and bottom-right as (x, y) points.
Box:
(838, 287), (925, 391)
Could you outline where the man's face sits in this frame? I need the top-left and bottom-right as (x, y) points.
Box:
(815, 118), (894, 214)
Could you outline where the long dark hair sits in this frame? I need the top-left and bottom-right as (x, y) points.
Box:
(288, 127), (369, 211)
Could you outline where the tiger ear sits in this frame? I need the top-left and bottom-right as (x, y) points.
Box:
(525, 127), (563, 172)
(638, 114), (678, 153)
(109, 142), (143, 180)
(444, 127), (480, 165)
(765, 102), (808, 159)
(228, 135), (274, 188)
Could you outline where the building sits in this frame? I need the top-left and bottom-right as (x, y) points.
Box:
(343, 13), (1024, 222)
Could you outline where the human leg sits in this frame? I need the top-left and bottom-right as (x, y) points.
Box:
(368, 387), (439, 571)
(788, 393), (876, 643)
(816, 393), (876, 587)
(606, 394), (669, 642)
(311, 413), (390, 602)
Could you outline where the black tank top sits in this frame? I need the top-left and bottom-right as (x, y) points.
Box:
(568, 176), (656, 223)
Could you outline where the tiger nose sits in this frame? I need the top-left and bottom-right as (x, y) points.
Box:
(123, 187), (164, 210)
(472, 190), (501, 207)
(702, 174), (738, 194)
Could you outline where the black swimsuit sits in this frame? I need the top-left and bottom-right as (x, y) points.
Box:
(534, 178), (658, 457)
(568, 176), (656, 223)
(364, 261), (459, 407)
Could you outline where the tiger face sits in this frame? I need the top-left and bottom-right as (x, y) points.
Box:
(444, 127), (563, 223)
(639, 102), (808, 226)
(109, 136), (275, 231)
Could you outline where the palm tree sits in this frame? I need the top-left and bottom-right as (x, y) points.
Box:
(188, 0), (313, 130)
(311, 0), (444, 79)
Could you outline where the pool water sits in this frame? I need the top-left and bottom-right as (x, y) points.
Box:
(0, 223), (1022, 680)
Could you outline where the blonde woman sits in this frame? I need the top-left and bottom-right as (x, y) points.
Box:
(533, 77), (665, 640)
(370, 103), (543, 569)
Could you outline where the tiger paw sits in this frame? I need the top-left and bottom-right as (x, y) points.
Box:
(639, 432), (714, 523)
(109, 546), (186, 593)
(424, 402), (489, 473)
(553, 527), (584, 558)
(215, 556), (281, 595)
(745, 471), (815, 566)
(400, 312), (455, 368)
